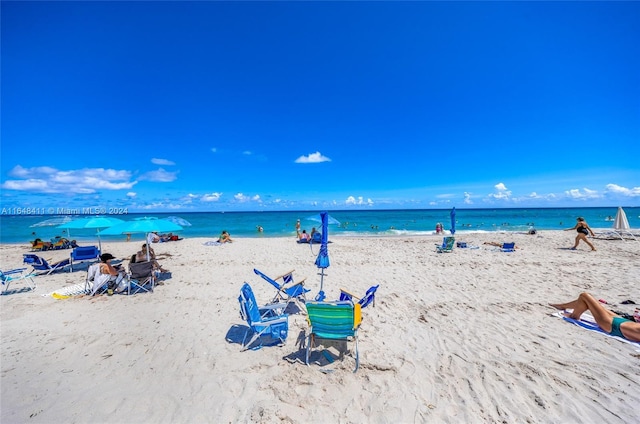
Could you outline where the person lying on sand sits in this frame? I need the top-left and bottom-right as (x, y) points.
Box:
(483, 242), (518, 248)
(550, 292), (640, 342)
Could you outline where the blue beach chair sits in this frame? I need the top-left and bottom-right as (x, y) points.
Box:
(237, 283), (289, 351)
(70, 246), (100, 271)
(339, 285), (379, 309)
(23, 254), (70, 275)
(1, 268), (37, 294)
(253, 268), (309, 311)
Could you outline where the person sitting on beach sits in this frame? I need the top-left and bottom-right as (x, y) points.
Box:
(564, 217), (596, 251)
(218, 230), (233, 243)
(310, 227), (317, 239)
(135, 243), (169, 273)
(299, 230), (310, 242)
(98, 253), (127, 295)
(550, 292), (640, 342)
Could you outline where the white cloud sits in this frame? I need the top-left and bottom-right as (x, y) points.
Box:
(151, 158), (175, 166)
(606, 184), (640, 197)
(139, 168), (178, 182)
(294, 151), (331, 164)
(488, 182), (512, 200)
(565, 188), (600, 199)
(201, 192), (222, 202)
(233, 193), (261, 202)
(127, 192), (137, 198)
(1, 165), (136, 194)
(345, 196), (373, 206)
(463, 192), (473, 204)
(9, 165), (57, 178)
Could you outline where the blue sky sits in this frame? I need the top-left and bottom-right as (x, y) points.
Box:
(1, 1), (639, 213)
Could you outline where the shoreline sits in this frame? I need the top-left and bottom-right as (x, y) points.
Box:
(2, 231), (639, 422)
(1, 228), (634, 247)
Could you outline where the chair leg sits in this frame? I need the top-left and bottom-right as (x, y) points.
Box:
(305, 334), (311, 365)
(241, 328), (265, 352)
(353, 336), (359, 373)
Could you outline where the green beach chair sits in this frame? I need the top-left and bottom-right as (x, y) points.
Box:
(435, 236), (455, 253)
(305, 300), (362, 372)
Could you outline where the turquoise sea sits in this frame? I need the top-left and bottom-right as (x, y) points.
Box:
(1, 207), (638, 245)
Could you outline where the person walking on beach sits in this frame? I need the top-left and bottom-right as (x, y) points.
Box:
(295, 219), (301, 239)
(565, 217), (596, 251)
(550, 292), (640, 342)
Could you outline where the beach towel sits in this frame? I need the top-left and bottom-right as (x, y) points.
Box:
(203, 241), (221, 246)
(552, 311), (640, 351)
(43, 283), (89, 298)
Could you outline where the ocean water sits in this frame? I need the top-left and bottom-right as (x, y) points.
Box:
(1, 207), (638, 245)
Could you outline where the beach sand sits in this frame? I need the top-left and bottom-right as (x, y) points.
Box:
(1, 231), (639, 423)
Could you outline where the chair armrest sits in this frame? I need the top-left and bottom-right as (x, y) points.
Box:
(261, 302), (288, 310)
(282, 278), (307, 290)
(5, 268), (27, 275)
(340, 288), (359, 300)
(273, 269), (296, 281)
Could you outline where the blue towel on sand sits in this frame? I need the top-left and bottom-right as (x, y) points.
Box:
(553, 311), (640, 351)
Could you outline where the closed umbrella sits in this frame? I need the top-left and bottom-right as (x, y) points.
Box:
(58, 216), (125, 250)
(100, 217), (183, 261)
(613, 207), (630, 231)
(450, 207), (456, 235)
(314, 211), (330, 301)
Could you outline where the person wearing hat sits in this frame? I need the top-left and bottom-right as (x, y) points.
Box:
(99, 253), (127, 295)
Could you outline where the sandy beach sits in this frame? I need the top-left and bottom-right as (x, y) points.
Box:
(1, 231), (639, 423)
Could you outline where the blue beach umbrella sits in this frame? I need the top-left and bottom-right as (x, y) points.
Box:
(306, 213), (341, 226)
(100, 217), (183, 260)
(58, 216), (125, 250)
(450, 207), (456, 235)
(313, 211), (330, 301)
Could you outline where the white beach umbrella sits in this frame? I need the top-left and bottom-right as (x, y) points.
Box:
(613, 207), (630, 230)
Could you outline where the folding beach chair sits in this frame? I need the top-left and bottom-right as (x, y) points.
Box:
(339, 285), (379, 309)
(253, 268), (309, 311)
(435, 236), (455, 253)
(85, 263), (109, 296)
(238, 282), (289, 351)
(1, 268), (37, 295)
(128, 261), (155, 294)
(500, 242), (516, 252)
(70, 246), (101, 271)
(23, 254), (70, 275)
(305, 300), (362, 372)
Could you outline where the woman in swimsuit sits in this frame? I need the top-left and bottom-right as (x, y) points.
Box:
(564, 217), (596, 251)
(550, 292), (640, 342)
